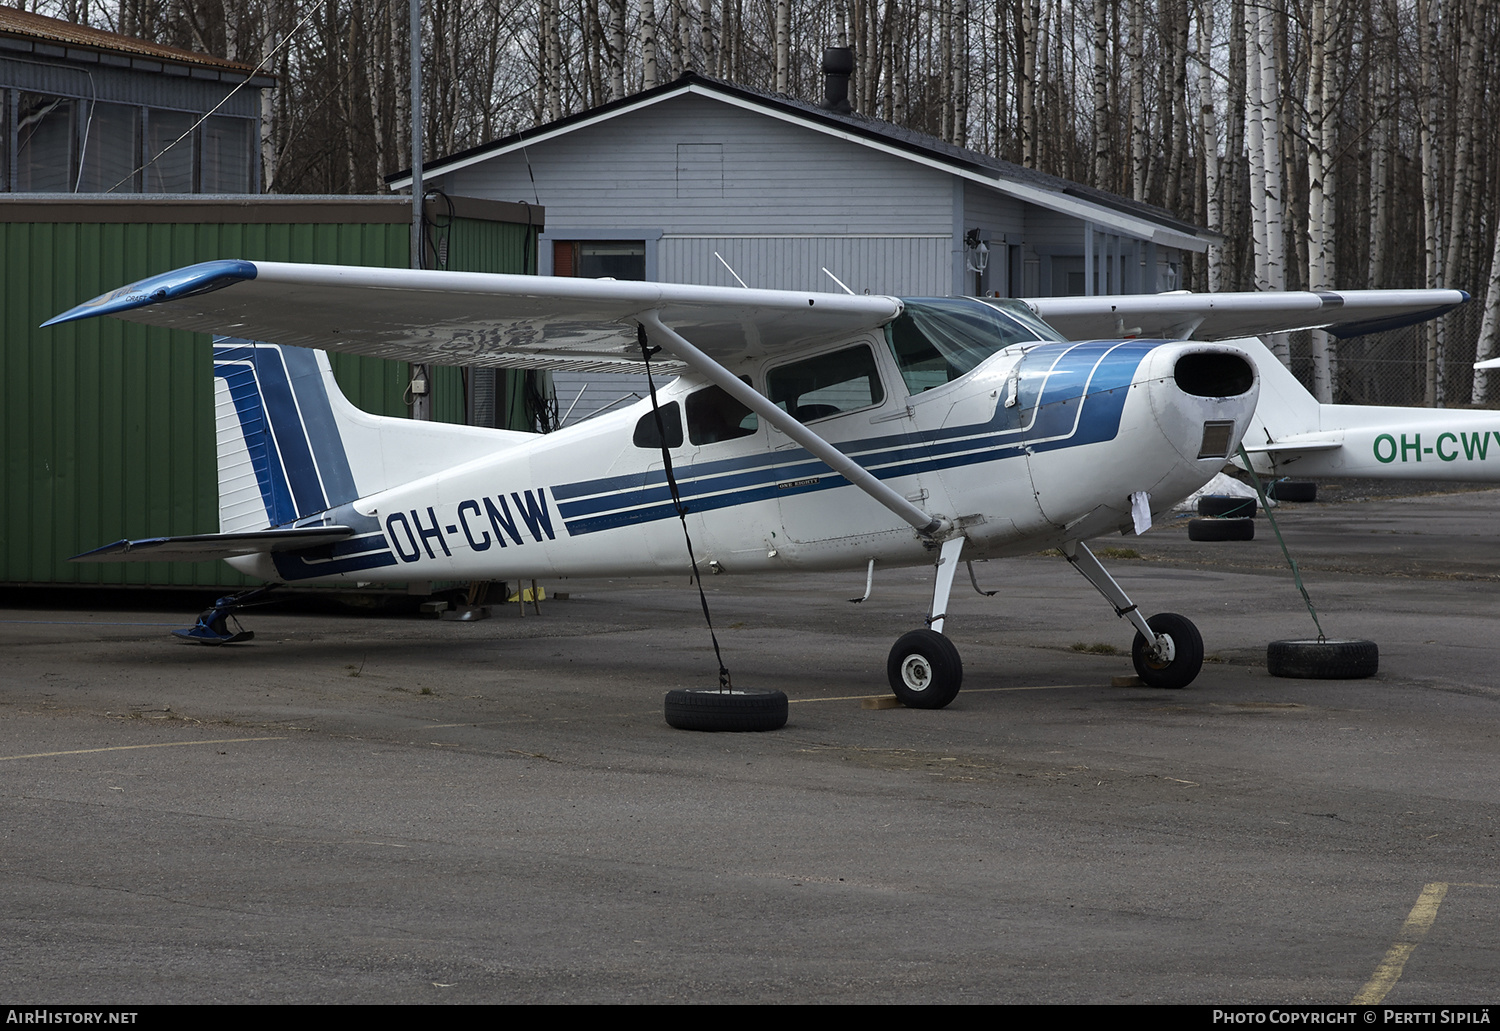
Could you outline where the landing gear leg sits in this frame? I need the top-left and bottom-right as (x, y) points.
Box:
(887, 537), (966, 709)
(1062, 540), (1203, 689)
(172, 585), (277, 645)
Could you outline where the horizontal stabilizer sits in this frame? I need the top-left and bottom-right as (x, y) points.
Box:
(72, 526), (353, 563)
(1239, 437), (1343, 454)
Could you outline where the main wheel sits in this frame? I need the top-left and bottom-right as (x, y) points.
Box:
(1131, 612), (1204, 689)
(664, 689), (789, 731)
(1267, 639), (1378, 679)
(886, 629), (963, 709)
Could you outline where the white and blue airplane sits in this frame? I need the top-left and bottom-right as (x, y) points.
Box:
(43, 262), (1468, 716)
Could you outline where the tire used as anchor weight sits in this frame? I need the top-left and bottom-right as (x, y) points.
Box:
(1131, 612), (1204, 689)
(1266, 639), (1378, 679)
(1188, 517), (1255, 541)
(664, 688), (789, 732)
(1197, 494), (1258, 518)
(887, 628), (963, 709)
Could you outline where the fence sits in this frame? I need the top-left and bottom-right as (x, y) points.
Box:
(1286, 300), (1491, 408)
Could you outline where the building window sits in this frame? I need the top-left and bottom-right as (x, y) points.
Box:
(202, 115), (252, 193)
(77, 103), (140, 192)
(553, 240), (646, 280)
(16, 92), (75, 191)
(144, 109), (196, 192)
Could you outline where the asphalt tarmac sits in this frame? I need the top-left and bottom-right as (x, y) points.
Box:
(2, 486), (1497, 1004)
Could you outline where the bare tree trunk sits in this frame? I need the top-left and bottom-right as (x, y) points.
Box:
(607, 0), (626, 100)
(1197, 0), (1220, 291)
(1470, 226), (1500, 402)
(1021, 0), (1038, 167)
(1127, 0), (1144, 200)
(641, 0), (659, 90)
(1418, 0), (1443, 404)
(1307, 0), (1332, 401)
(1092, 0), (1109, 190)
(775, 0), (789, 93)
(699, 0), (714, 76)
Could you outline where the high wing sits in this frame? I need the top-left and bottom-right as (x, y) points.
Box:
(47, 259), (940, 535)
(1024, 289), (1470, 342)
(43, 259), (902, 374)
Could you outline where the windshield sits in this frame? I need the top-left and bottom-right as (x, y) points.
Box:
(885, 298), (1067, 395)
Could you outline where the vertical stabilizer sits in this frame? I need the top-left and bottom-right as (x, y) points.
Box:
(212, 337), (536, 532)
(213, 339), (361, 532)
(1232, 336), (1324, 448)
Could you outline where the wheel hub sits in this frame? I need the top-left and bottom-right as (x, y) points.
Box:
(899, 654), (932, 692)
(1146, 633), (1176, 667)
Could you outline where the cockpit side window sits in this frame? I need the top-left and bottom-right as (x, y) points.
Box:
(766, 344), (885, 421)
(633, 401), (683, 449)
(885, 297), (1065, 396)
(687, 383), (759, 445)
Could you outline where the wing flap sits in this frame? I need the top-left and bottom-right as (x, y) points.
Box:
(72, 526), (354, 563)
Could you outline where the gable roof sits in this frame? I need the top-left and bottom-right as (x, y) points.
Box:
(0, 8), (273, 86)
(389, 72), (1212, 252)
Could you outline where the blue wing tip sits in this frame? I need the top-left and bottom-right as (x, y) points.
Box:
(42, 259), (258, 328)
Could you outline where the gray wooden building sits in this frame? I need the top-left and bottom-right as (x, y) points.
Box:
(391, 69), (1216, 423)
(0, 7), (268, 194)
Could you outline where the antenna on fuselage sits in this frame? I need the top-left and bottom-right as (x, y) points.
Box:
(714, 252), (749, 289)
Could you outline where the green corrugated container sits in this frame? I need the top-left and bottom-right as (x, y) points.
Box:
(1, 195), (541, 588)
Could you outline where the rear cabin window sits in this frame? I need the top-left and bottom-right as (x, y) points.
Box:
(766, 345), (885, 421)
(686, 384), (758, 445)
(632, 402), (683, 448)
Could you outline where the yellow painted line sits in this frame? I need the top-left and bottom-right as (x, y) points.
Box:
(1352, 882), (1449, 1004)
(790, 684), (1097, 704)
(0, 736), (285, 761)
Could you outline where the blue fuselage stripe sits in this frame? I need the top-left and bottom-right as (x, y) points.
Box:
(555, 341), (1152, 536)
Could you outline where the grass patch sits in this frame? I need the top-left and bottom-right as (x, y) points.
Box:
(1036, 548), (1065, 558)
(1097, 547), (1141, 559)
(1070, 642), (1121, 655)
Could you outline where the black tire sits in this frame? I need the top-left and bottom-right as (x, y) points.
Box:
(1267, 639), (1378, 679)
(1267, 480), (1317, 503)
(664, 689), (789, 731)
(1132, 612), (1204, 689)
(887, 629), (963, 709)
(1197, 494), (1258, 518)
(1188, 517), (1255, 541)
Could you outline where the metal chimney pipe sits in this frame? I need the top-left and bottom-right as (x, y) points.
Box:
(821, 47), (854, 113)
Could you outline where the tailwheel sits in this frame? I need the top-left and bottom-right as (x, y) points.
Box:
(1131, 612), (1203, 689)
(887, 629), (963, 709)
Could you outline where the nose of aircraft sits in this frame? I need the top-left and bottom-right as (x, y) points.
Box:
(1140, 342), (1260, 469)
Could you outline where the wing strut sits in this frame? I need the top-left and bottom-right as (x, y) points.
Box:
(639, 310), (945, 538)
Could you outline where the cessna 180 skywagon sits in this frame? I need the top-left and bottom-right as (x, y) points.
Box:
(43, 262), (1468, 718)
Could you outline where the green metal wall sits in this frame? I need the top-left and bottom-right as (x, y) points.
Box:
(3, 214), (535, 587)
